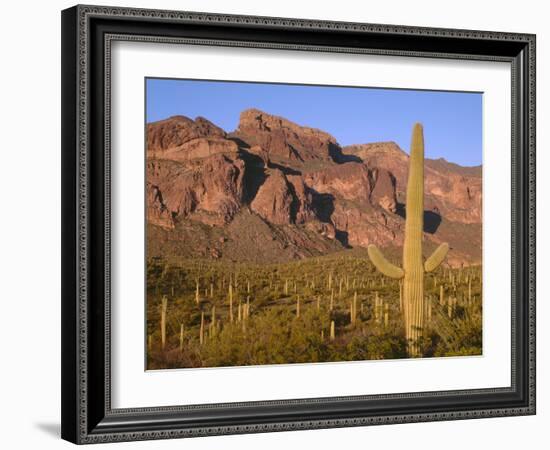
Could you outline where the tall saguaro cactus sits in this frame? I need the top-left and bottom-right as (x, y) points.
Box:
(367, 123), (449, 357)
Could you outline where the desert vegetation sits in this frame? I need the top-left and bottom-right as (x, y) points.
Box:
(145, 104), (483, 369)
(146, 251), (482, 369)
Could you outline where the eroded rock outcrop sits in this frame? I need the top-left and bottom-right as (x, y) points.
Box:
(146, 154), (246, 226)
(146, 183), (175, 229)
(344, 142), (481, 224)
(286, 175), (318, 224)
(305, 162), (372, 203)
(370, 168), (398, 213)
(147, 115), (226, 155)
(250, 169), (294, 225)
(234, 109), (340, 163)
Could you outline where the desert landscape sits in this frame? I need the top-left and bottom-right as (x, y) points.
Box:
(146, 107), (482, 369)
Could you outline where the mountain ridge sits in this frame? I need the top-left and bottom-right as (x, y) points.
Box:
(146, 109), (482, 266)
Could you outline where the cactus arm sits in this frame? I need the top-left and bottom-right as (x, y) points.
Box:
(424, 243), (449, 273)
(368, 244), (404, 279)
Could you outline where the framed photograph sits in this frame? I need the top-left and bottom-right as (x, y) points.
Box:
(61, 5), (536, 444)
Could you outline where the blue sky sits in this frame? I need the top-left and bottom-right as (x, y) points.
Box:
(146, 78), (482, 166)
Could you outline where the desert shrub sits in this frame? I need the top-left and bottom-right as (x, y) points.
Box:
(146, 256), (482, 368)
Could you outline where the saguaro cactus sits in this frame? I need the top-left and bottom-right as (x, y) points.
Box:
(367, 123), (449, 357)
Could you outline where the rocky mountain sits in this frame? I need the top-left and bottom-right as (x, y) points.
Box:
(146, 109), (482, 266)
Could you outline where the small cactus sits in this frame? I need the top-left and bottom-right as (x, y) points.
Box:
(199, 311), (204, 345)
(160, 295), (168, 350)
(210, 306), (217, 337)
(352, 291), (358, 324)
(374, 291), (381, 323)
(368, 124), (449, 357)
(229, 284), (234, 323)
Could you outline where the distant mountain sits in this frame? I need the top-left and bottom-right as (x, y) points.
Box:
(146, 109), (482, 266)
(426, 157), (482, 177)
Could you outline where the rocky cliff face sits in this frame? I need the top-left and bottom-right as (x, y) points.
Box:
(146, 109), (482, 266)
(344, 143), (482, 224)
(250, 169), (294, 225)
(234, 108), (338, 164)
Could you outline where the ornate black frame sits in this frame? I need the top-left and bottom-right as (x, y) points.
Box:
(61, 4), (536, 444)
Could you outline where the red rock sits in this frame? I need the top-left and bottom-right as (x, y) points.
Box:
(235, 109), (339, 163)
(305, 162), (372, 203)
(344, 142), (482, 224)
(250, 169), (294, 225)
(248, 145), (270, 168)
(286, 175), (317, 224)
(370, 168), (397, 213)
(344, 142), (409, 189)
(146, 183), (175, 229)
(146, 153), (245, 224)
(329, 202), (402, 248)
(154, 137), (239, 162)
(147, 115), (226, 156)
(305, 220), (336, 240)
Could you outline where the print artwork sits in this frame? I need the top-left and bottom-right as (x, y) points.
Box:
(145, 79), (482, 369)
